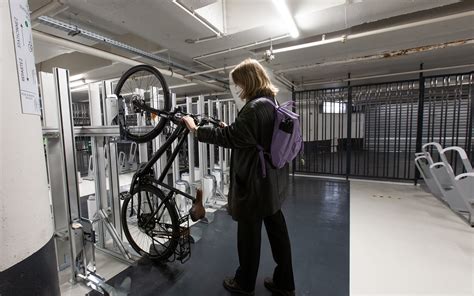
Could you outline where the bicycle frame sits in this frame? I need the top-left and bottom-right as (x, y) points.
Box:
(128, 119), (196, 204)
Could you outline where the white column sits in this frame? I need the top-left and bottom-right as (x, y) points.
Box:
(1, 0), (56, 287)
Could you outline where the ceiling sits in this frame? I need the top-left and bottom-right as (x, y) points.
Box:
(30, 0), (474, 98)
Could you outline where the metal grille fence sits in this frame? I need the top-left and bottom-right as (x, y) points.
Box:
(422, 73), (473, 176)
(296, 88), (349, 175)
(294, 72), (473, 181)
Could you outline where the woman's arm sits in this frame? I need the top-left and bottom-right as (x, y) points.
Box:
(183, 107), (257, 149)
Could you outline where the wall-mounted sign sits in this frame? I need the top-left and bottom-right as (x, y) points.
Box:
(9, 0), (41, 115)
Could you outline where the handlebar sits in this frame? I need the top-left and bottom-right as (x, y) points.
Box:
(131, 97), (222, 127)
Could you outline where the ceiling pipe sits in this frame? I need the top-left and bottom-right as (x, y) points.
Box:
(193, 34), (290, 61)
(272, 10), (474, 54)
(277, 38), (474, 74)
(176, 92), (231, 101)
(274, 73), (295, 89)
(298, 64), (474, 88)
(187, 35), (222, 44)
(186, 58), (294, 91)
(172, 0), (224, 37)
(347, 10), (474, 41)
(183, 0), (228, 44)
(169, 82), (198, 89)
(37, 16), (228, 85)
(184, 58), (266, 78)
(32, 30), (227, 92)
(194, 59), (217, 70)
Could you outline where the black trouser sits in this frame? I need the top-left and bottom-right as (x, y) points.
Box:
(234, 210), (295, 291)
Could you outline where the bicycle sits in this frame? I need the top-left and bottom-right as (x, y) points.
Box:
(114, 64), (221, 263)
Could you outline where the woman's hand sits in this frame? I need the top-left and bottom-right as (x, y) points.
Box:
(182, 116), (197, 131)
(219, 121), (227, 128)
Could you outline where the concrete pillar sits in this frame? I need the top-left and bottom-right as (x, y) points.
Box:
(0, 1), (60, 295)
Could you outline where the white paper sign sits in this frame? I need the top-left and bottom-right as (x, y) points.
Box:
(9, 0), (41, 115)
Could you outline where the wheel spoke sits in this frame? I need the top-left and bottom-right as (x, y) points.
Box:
(122, 187), (178, 261)
(115, 65), (171, 141)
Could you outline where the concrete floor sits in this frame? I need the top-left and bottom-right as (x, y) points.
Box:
(62, 176), (473, 296)
(350, 179), (473, 296)
(87, 176), (350, 296)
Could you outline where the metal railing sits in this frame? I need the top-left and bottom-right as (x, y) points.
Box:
(294, 72), (473, 181)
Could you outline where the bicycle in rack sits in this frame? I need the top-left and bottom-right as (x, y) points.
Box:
(114, 65), (221, 263)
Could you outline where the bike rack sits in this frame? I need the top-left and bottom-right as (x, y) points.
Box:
(416, 142), (474, 226)
(41, 69), (138, 295)
(41, 67), (237, 293)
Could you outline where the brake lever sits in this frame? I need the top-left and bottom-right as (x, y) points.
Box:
(198, 116), (221, 126)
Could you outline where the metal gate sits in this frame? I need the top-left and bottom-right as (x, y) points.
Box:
(296, 88), (349, 175)
(351, 81), (419, 180)
(294, 72), (473, 181)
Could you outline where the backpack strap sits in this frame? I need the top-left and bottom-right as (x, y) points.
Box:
(256, 97), (278, 108)
(281, 101), (295, 109)
(254, 97), (283, 178)
(255, 97), (276, 179)
(257, 97), (297, 110)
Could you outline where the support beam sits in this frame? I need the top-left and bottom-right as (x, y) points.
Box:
(277, 38), (474, 74)
(272, 10), (474, 55)
(193, 34), (289, 60)
(184, 59), (266, 78)
(32, 30), (227, 92)
(298, 64), (474, 88)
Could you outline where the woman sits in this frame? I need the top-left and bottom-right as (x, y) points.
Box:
(182, 59), (295, 296)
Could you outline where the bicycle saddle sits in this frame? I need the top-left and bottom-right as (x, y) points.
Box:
(189, 189), (206, 222)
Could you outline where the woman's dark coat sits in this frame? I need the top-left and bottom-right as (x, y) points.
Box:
(197, 97), (289, 221)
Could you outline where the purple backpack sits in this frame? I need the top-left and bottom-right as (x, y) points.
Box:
(256, 98), (303, 177)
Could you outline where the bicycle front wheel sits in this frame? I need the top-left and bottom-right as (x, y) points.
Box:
(121, 185), (179, 261)
(114, 65), (171, 143)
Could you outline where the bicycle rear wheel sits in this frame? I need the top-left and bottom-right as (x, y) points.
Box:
(121, 185), (179, 261)
(114, 65), (171, 143)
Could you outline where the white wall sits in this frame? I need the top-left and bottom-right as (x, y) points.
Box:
(299, 104), (365, 142)
(0, 2), (54, 271)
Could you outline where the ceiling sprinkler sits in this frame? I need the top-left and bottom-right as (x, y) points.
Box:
(264, 49), (275, 63)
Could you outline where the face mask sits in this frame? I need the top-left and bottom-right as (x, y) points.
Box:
(229, 73), (245, 111)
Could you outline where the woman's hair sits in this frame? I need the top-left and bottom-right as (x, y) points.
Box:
(230, 58), (278, 100)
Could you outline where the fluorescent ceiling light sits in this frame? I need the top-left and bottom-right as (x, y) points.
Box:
(71, 85), (88, 92)
(70, 74), (85, 82)
(272, 0), (299, 38)
(274, 10), (474, 54)
(169, 82), (198, 90)
(273, 36), (343, 53)
(70, 79), (86, 88)
(172, 0), (223, 36)
(69, 79), (92, 89)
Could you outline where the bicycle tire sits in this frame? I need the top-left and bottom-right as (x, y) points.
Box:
(121, 185), (179, 261)
(114, 65), (171, 143)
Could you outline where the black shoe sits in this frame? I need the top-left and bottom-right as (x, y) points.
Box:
(223, 277), (255, 295)
(264, 277), (295, 296)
